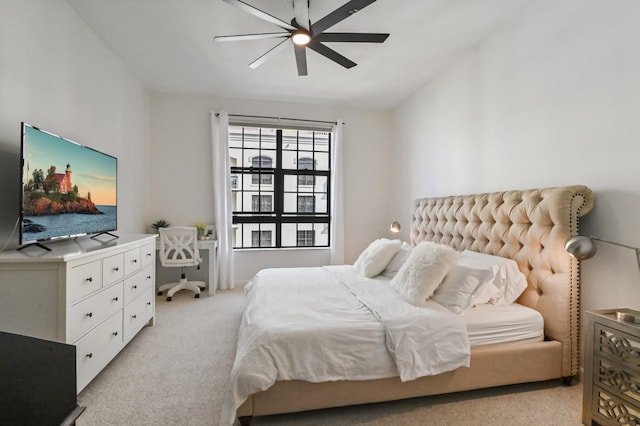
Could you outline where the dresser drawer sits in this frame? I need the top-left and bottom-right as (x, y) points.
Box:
(123, 288), (154, 342)
(68, 260), (102, 302)
(123, 265), (154, 304)
(68, 283), (123, 342)
(76, 311), (123, 391)
(103, 253), (124, 286)
(140, 243), (155, 267)
(124, 248), (142, 276)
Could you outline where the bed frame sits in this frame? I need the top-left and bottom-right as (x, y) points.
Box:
(236, 185), (594, 424)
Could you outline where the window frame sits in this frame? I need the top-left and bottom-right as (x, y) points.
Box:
(230, 126), (331, 249)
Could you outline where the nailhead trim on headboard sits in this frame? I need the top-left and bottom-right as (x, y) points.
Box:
(410, 186), (594, 377)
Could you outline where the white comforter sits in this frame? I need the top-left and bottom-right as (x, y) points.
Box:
(220, 265), (470, 425)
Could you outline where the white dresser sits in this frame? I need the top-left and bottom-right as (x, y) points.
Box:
(0, 234), (156, 392)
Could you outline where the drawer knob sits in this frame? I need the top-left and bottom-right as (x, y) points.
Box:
(132, 285), (138, 289)
(113, 267), (119, 271)
(146, 253), (152, 257)
(132, 259), (138, 264)
(131, 314), (137, 319)
(113, 297), (119, 302)
(146, 275), (152, 280)
(112, 331), (118, 336)
(85, 277), (93, 283)
(86, 353), (93, 358)
(86, 312), (93, 318)
(146, 302), (151, 306)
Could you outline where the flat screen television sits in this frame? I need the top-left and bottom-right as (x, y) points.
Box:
(19, 123), (117, 247)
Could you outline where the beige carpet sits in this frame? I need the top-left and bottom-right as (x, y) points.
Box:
(77, 287), (584, 426)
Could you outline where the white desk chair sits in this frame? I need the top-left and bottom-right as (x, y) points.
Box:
(157, 227), (206, 301)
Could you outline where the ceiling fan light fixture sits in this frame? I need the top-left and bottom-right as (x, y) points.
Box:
(292, 29), (311, 46)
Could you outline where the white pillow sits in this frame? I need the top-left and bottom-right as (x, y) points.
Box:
(381, 242), (413, 278)
(354, 238), (402, 278)
(467, 281), (501, 307)
(389, 241), (460, 307)
(460, 250), (528, 305)
(432, 265), (493, 314)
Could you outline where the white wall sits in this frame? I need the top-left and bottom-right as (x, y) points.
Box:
(0, 0), (150, 249)
(149, 92), (393, 283)
(391, 0), (640, 314)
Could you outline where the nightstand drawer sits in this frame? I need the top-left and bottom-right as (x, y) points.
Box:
(594, 355), (640, 405)
(592, 385), (640, 425)
(595, 324), (640, 368)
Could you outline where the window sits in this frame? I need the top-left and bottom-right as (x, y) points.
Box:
(251, 230), (272, 247)
(251, 194), (272, 212)
(297, 195), (314, 213)
(298, 157), (314, 170)
(298, 175), (314, 186)
(297, 230), (314, 247)
(251, 156), (273, 185)
(229, 125), (331, 249)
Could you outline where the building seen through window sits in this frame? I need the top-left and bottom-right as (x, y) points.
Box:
(229, 125), (331, 249)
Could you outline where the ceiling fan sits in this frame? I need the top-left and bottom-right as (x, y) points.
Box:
(214, 0), (389, 76)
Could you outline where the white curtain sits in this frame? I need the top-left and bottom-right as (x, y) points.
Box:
(330, 120), (345, 265)
(211, 111), (235, 290)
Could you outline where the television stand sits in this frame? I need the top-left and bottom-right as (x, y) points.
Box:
(16, 241), (52, 252)
(0, 234), (156, 392)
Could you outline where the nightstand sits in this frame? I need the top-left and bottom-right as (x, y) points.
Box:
(584, 309), (640, 425)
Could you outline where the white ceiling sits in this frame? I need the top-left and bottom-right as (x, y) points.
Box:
(67, 0), (532, 109)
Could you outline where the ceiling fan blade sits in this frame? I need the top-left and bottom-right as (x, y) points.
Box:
(249, 38), (291, 69)
(293, 0), (310, 30)
(214, 32), (290, 42)
(294, 44), (308, 76)
(222, 0), (296, 31)
(311, 0), (377, 35)
(315, 32), (389, 43)
(308, 42), (356, 69)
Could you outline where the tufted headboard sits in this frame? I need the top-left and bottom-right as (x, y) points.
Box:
(410, 186), (594, 377)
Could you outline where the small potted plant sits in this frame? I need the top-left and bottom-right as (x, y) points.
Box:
(151, 219), (170, 234)
(194, 223), (207, 240)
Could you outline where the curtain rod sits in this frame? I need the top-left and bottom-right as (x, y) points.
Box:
(215, 113), (341, 126)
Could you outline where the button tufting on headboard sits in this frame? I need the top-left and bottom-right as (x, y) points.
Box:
(410, 186), (594, 378)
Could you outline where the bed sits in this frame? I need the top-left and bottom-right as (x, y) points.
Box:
(224, 185), (594, 425)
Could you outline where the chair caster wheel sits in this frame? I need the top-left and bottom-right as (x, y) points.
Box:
(157, 291), (163, 296)
(166, 296), (172, 302)
(195, 294), (200, 298)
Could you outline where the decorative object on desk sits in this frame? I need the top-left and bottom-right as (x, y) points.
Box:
(205, 224), (216, 240)
(151, 219), (170, 233)
(389, 221), (401, 238)
(565, 235), (640, 270)
(194, 223), (207, 240)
